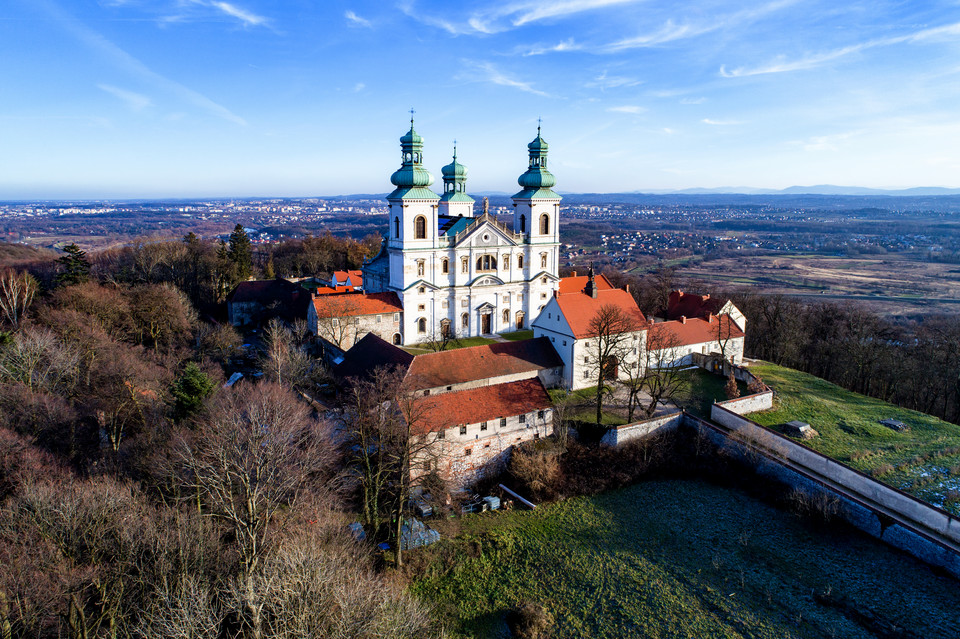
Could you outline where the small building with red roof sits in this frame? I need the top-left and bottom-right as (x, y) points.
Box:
(308, 291), (403, 354)
(330, 270), (364, 291)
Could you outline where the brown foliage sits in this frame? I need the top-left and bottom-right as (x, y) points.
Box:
(506, 601), (554, 639)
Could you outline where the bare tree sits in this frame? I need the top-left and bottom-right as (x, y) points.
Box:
(312, 295), (362, 350)
(0, 269), (37, 330)
(173, 383), (335, 638)
(586, 304), (641, 425)
(259, 319), (310, 388)
(640, 323), (688, 417)
(714, 313), (738, 364)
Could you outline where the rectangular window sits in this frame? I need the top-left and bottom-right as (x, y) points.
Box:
(442, 300), (448, 309)
(500, 417), (507, 428)
(480, 421), (488, 431)
(423, 389), (430, 396)
(538, 410), (545, 420)
(459, 425), (467, 435)
(376, 314), (382, 323)
(423, 461), (431, 472)
(563, 340), (567, 346)
(583, 370), (590, 379)
(461, 298), (468, 307)
(519, 414), (526, 424)
(437, 430), (445, 440)
(540, 292), (547, 299)
(332, 318), (339, 326)
(584, 356), (589, 363)
(394, 313), (400, 322)
(464, 448), (472, 456)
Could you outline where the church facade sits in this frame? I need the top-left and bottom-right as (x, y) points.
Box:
(363, 120), (561, 344)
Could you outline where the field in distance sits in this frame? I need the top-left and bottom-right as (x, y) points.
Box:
(650, 254), (960, 317)
(410, 479), (960, 638)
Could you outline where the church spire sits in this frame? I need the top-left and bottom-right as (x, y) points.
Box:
(388, 112), (437, 201)
(514, 122), (558, 199)
(438, 142), (474, 216)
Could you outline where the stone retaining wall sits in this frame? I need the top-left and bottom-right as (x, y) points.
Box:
(600, 412), (683, 447)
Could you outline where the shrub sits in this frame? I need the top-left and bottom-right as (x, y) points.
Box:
(509, 447), (560, 501)
(871, 463), (895, 478)
(506, 601), (553, 639)
(746, 375), (767, 395)
(725, 372), (741, 400)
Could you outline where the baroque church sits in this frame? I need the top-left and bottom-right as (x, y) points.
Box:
(362, 119), (561, 344)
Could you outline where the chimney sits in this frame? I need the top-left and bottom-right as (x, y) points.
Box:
(624, 284), (630, 293)
(703, 294), (710, 300)
(680, 315), (687, 324)
(586, 266), (598, 299)
(571, 270), (577, 277)
(707, 313), (714, 322)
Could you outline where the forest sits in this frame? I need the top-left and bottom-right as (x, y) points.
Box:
(0, 230), (437, 638)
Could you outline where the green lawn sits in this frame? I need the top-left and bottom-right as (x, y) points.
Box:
(498, 330), (534, 341)
(748, 363), (960, 513)
(411, 479), (960, 638)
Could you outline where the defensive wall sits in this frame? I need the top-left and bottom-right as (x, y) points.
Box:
(600, 411), (684, 447)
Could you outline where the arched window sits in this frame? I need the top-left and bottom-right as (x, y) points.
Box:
(461, 313), (469, 329)
(540, 214), (549, 235)
(394, 217), (400, 237)
(476, 255), (497, 271)
(502, 309), (510, 324)
(393, 333), (402, 345)
(414, 215), (427, 239)
(519, 215), (526, 233)
(417, 318), (427, 333)
(516, 312), (525, 329)
(441, 258), (449, 274)
(518, 254), (524, 269)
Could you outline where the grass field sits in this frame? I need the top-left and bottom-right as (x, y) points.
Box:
(411, 479), (960, 638)
(499, 330), (534, 341)
(402, 336), (499, 354)
(748, 363), (960, 514)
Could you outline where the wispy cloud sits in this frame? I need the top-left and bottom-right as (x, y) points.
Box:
(40, 0), (247, 125)
(702, 118), (742, 126)
(459, 60), (552, 97)
(353, 82), (366, 92)
(522, 39), (581, 56)
(720, 20), (960, 77)
(607, 105), (645, 114)
(680, 97), (706, 105)
(183, 0), (269, 27)
(605, 0), (797, 52)
(587, 71), (642, 90)
(345, 10), (372, 28)
(401, 0), (639, 35)
(791, 131), (859, 152)
(97, 84), (151, 111)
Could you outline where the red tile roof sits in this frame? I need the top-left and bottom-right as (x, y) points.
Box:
(406, 337), (563, 388)
(647, 313), (744, 347)
(557, 273), (614, 295)
(664, 290), (724, 321)
(332, 270), (363, 288)
(554, 288), (646, 339)
(311, 291), (402, 317)
(415, 377), (552, 434)
(335, 333), (414, 380)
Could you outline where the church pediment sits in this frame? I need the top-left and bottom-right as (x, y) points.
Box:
(476, 301), (496, 311)
(454, 216), (520, 249)
(403, 279), (440, 291)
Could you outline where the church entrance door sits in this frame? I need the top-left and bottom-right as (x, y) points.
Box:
(481, 313), (491, 335)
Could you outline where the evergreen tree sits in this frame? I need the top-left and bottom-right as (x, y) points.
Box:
(56, 243), (91, 286)
(227, 224), (253, 281)
(171, 362), (216, 422)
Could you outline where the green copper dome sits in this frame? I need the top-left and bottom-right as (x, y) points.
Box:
(439, 146), (474, 204)
(388, 117), (438, 201)
(513, 125), (560, 200)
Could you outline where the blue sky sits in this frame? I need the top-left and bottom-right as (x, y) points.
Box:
(3, 0), (960, 198)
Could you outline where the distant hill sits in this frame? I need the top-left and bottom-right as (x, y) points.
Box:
(0, 242), (56, 268)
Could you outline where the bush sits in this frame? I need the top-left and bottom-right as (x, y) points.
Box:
(506, 601), (553, 639)
(725, 372), (740, 400)
(509, 447), (560, 501)
(871, 463), (895, 478)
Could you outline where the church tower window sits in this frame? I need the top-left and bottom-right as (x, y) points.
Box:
(518, 255), (524, 269)
(519, 215), (526, 233)
(540, 214), (549, 235)
(414, 216), (427, 239)
(441, 258), (449, 274)
(394, 217), (400, 237)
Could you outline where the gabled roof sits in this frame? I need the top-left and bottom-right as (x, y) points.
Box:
(416, 377), (552, 435)
(228, 278), (299, 304)
(553, 288), (646, 339)
(335, 333), (414, 381)
(311, 291), (403, 317)
(664, 290), (724, 321)
(557, 273), (615, 295)
(313, 285), (354, 295)
(406, 337), (563, 388)
(647, 313), (744, 348)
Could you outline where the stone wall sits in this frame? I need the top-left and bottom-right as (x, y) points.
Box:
(714, 390), (773, 415)
(706, 404), (960, 578)
(601, 412), (684, 447)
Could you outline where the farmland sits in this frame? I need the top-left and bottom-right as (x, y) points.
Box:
(410, 479), (960, 638)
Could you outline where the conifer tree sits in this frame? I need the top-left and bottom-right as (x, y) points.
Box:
(56, 243), (91, 286)
(227, 224), (253, 281)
